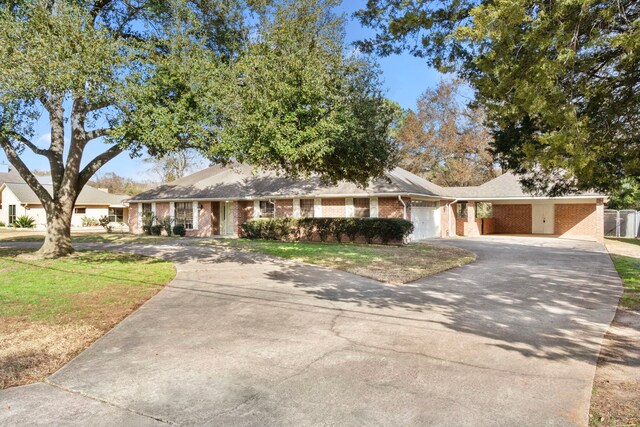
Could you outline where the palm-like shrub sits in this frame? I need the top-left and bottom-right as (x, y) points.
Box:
(14, 216), (36, 228)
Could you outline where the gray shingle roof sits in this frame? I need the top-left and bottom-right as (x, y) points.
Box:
(3, 181), (128, 206)
(443, 172), (604, 199)
(129, 164), (447, 201)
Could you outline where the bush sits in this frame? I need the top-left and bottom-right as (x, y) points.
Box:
(81, 216), (100, 227)
(150, 225), (163, 236)
(0, 220), (5, 227)
(159, 216), (173, 236)
(13, 216), (36, 228)
(240, 217), (414, 244)
(99, 215), (111, 232)
(142, 212), (155, 235)
(172, 224), (186, 237)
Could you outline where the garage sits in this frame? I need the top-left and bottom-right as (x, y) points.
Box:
(410, 200), (441, 240)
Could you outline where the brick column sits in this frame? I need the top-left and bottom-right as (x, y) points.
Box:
(464, 201), (481, 237)
(595, 198), (605, 243)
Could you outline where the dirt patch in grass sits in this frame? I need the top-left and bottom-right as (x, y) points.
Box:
(589, 240), (640, 426)
(0, 249), (175, 389)
(220, 240), (476, 284)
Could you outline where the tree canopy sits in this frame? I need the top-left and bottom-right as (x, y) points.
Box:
(396, 80), (498, 186)
(357, 0), (639, 195)
(0, 0), (398, 257)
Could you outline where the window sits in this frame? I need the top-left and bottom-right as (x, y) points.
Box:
(259, 200), (275, 218)
(142, 203), (153, 215)
(353, 198), (370, 218)
(175, 202), (193, 229)
(8, 205), (16, 224)
(74, 207), (86, 214)
(300, 199), (314, 218)
(456, 202), (468, 219)
(108, 207), (124, 223)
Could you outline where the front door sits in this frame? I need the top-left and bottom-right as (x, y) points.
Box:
(532, 204), (555, 234)
(220, 202), (234, 236)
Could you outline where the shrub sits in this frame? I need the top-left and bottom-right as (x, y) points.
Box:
(159, 216), (173, 236)
(142, 212), (155, 235)
(241, 217), (414, 244)
(99, 215), (111, 232)
(0, 220), (5, 227)
(172, 224), (186, 237)
(81, 216), (100, 227)
(150, 225), (163, 236)
(13, 216), (36, 228)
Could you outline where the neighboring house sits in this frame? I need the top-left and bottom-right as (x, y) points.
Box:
(127, 164), (606, 242)
(0, 165), (129, 228)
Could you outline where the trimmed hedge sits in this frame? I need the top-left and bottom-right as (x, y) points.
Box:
(241, 217), (414, 244)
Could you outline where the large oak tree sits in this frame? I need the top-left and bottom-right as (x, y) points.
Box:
(0, 0), (398, 257)
(357, 0), (639, 195)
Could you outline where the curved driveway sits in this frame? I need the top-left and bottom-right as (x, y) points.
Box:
(0, 237), (622, 426)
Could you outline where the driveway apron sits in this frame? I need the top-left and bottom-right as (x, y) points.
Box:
(0, 237), (622, 426)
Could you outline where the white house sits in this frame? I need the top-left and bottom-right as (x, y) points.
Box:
(0, 165), (129, 228)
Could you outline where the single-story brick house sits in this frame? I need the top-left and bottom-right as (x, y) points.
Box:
(127, 164), (606, 242)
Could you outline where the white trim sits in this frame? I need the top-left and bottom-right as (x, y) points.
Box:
(345, 197), (354, 218)
(169, 202), (175, 220)
(253, 200), (260, 218)
(314, 198), (322, 218)
(151, 202), (156, 216)
(292, 199), (301, 218)
(137, 203), (142, 227)
(192, 201), (199, 230)
(370, 197), (379, 218)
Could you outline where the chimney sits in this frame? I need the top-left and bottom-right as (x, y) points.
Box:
(97, 187), (110, 193)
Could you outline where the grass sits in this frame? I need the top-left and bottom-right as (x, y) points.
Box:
(610, 238), (640, 247)
(610, 255), (640, 310)
(0, 249), (175, 389)
(217, 239), (476, 284)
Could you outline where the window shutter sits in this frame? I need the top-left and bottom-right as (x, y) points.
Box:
(137, 204), (142, 228)
(314, 198), (322, 218)
(151, 202), (156, 216)
(169, 202), (175, 219)
(293, 199), (301, 218)
(192, 201), (199, 230)
(345, 198), (354, 218)
(370, 197), (379, 218)
(253, 200), (260, 218)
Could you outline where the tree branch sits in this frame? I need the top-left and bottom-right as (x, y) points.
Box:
(7, 131), (51, 157)
(86, 128), (111, 141)
(77, 144), (124, 189)
(0, 137), (53, 206)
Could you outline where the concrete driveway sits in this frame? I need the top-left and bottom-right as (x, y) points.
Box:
(0, 237), (622, 426)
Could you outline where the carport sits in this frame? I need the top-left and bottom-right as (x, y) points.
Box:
(445, 173), (606, 242)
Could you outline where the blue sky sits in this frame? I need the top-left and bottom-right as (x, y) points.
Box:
(1, 1), (446, 181)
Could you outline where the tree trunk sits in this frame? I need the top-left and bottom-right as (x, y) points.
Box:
(36, 205), (74, 258)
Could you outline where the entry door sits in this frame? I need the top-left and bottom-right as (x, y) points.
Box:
(411, 206), (441, 240)
(532, 204), (555, 234)
(220, 202), (234, 235)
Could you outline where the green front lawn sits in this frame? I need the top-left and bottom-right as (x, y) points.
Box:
(0, 249), (175, 389)
(610, 254), (640, 310)
(218, 239), (476, 284)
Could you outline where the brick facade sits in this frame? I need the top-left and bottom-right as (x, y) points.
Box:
(492, 204), (532, 234)
(186, 202), (212, 237)
(554, 204), (598, 239)
(155, 202), (170, 220)
(128, 203), (139, 234)
(321, 198), (346, 218)
(276, 199), (293, 217)
(378, 197), (406, 219)
(211, 201), (220, 235)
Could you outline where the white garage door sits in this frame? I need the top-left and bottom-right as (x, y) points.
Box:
(411, 201), (441, 240)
